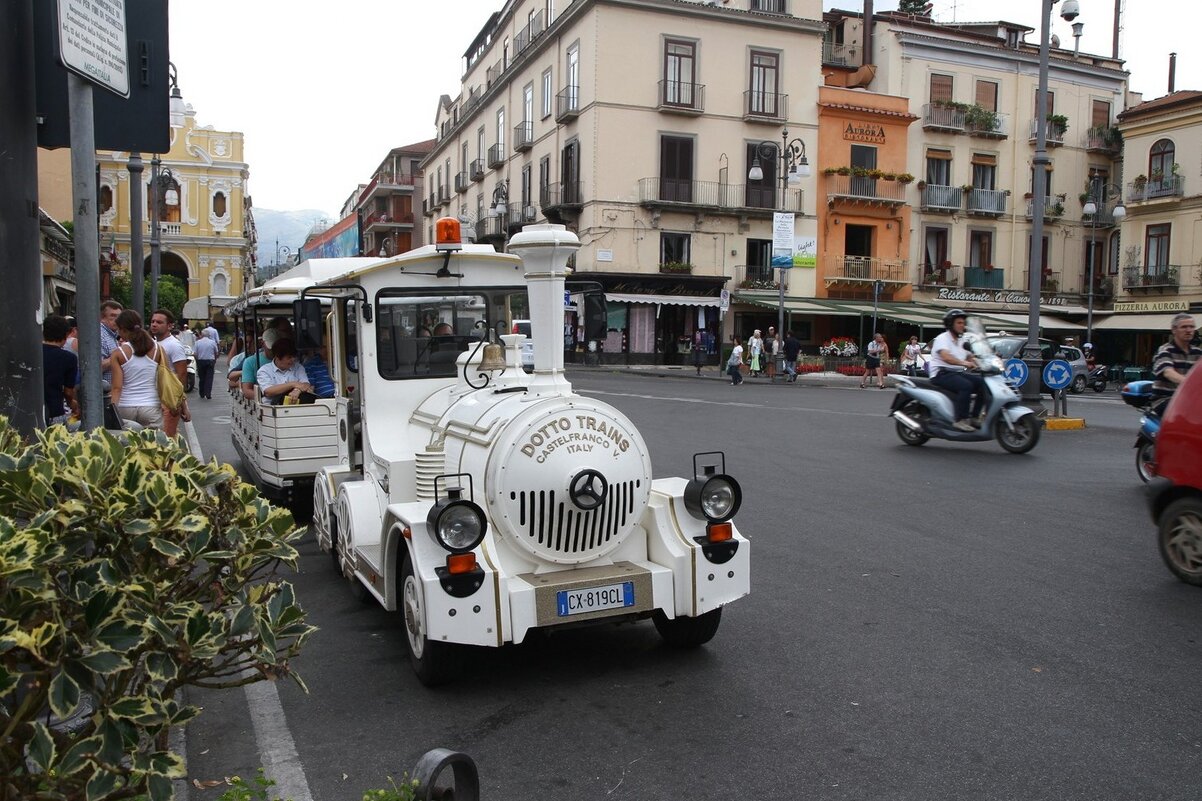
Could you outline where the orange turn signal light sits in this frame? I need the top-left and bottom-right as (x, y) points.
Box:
(435, 217), (463, 251)
(446, 552), (478, 575)
(706, 522), (733, 543)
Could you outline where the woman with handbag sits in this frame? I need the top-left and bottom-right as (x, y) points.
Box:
(109, 310), (163, 430)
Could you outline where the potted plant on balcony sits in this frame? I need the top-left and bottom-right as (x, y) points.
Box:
(964, 104), (999, 133)
(916, 180), (927, 190)
(961, 184), (975, 194)
(1047, 113), (1069, 134)
(983, 263), (995, 272)
(823, 167), (839, 176)
(836, 166), (852, 176)
(882, 171), (897, 181)
(660, 261), (693, 274)
(1043, 278), (1060, 292)
(896, 173), (916, 184)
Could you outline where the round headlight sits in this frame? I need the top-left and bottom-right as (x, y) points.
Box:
(426, 497), (487, 553)
(683, 473), (742, 523)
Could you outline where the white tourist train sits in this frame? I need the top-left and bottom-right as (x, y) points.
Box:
(289, 220), (748, 685)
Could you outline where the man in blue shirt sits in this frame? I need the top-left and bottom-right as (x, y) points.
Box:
(302, 349), (336, 398)
(194, 334), (219, 399)
(256, 339), (313, 404)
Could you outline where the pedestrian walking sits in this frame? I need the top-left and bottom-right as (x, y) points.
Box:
(194, 333), (219, 399)
(150, 309), (190, 436)
(748, 330), (764, 377)
(692, 329), (705, 376)
(783, 330), (801, 382)
(727, 337), (745, 385)
(860, 332), (889, 389)
(766, 326), (779, 379)
(110, 310), (163, 430)
(901, 335), (923, 377)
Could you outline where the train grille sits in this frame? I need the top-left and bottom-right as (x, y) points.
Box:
(415, 448), (445, 500)
(510, 480), (641, 556)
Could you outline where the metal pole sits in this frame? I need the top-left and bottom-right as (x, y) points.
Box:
(69, 74), (103, 430)
(129, 152), (145, 316)
(1022, 0), (1054, 408)
(0, 0), (45, 436)
(150, 156), (161, 314)
(1086, 177), (1097, 343)
(777, 131), (786, 346)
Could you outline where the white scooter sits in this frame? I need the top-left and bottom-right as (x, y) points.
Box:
(183, 346), (197, 393)
(888, 320), (1042, 454)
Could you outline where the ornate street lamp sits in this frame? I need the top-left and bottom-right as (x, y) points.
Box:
(1082, 176), (1126, 344)
(748, 129), (810, 345)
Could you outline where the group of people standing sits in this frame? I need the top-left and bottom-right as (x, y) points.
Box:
(725, 327), (802, 385)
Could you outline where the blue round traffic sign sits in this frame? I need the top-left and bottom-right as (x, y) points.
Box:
(1042, 359), (1073, 391)
(1004, 358), (1029, 387)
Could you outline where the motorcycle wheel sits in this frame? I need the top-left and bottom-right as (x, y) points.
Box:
(995, 413), (1041, 454)
(1092, 380), (1106, 393)
(894, 402), (929, 447)
(1070, 374), (1086, 394)
(1157, 498), (1202, 586)
(185, 375), (195, 393)
(1136, 439), (1157, 483)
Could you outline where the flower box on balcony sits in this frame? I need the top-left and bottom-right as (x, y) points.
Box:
(659, 262), (693, 274)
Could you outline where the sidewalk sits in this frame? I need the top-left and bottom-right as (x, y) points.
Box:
(568, 361), (871, 388)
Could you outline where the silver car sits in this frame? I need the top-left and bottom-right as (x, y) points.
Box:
(987, 336), (1089, 393)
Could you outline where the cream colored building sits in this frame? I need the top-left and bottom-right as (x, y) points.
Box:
(424, 0), (825, 363)
(95, 105), (255, 322)
(822, 9), (1129, 335)
(1092, 91), (1202, 363)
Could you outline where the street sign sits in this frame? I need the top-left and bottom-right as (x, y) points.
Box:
(57, 0), (130, 97)
(1004, 358), (1029, 387)
(719, 289), (730, 312)
(564, 291), (571, 308)
(1042, 359), (1073, 391)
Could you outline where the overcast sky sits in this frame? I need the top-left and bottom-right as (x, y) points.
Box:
(167, 0), (1201, 217)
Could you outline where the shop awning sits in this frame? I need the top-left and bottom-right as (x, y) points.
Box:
(970, 312), (1085, 331)
(737, 296), (862, 317)
(605, 292), (720, 307)
(1094, 313), (1182, 331)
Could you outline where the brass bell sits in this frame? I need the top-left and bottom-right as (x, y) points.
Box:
(478, 342), (507, 372)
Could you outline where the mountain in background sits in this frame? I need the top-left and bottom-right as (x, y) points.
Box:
(253, 208), (337, 269)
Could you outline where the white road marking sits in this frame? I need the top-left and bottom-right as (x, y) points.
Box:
(185, 431), (317, 801)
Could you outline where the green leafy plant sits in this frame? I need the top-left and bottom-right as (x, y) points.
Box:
(361, 775), (421, 801)
(659, 262), (693, 274)
(896, 173), (916, 184)
(964, 104), (1000, 133)
(1047, 113), (1069, 133)
(0, 422), (314, 800)
(218, 769), (290, 801)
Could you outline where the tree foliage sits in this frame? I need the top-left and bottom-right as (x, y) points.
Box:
(109, 273), (187, 323)
(0, 421), (314, 800)
(897, 0), (929, 14)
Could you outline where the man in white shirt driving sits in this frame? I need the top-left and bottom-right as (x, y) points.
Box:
(928, 309), (985, 432)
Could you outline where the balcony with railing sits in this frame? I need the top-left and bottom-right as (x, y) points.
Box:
(1029, 118), (1067, 146)
(144, 221), (182, 236)
(364, 211), (414, 231)
(436, 186), (450, 205)
(822, 40), (860, 67)
(637, 177), (803, 214)
(486, 60), (504, 88)
(1128, 175), (1184, 202)
(1025, 197), (1065, 221)
(750, 0), (788, 12)
(474, 215), (507, 244)
(917, 264), (961, 288)
(733, 263), (787, 291)
(1085, 126), (1121, 155)
(658, 80), (705, 114)
(825, 174), (907, 206)
(454, 172), (469, 193)
(965, 188), (1008, 217)
(1022, 270), (1068, 294)
(514, 10), (544, 55)
(744, 90), (787, 123)
(513, 122), (534, 152)
(921, 184), (961, 213)
(508, 203), (540, 231)
(922, 103), (966, 133)
(823, 255), (909, 288)
(470, 159), (485, 182)
(556, 87), (580, 121)
(487, 143), (506, 169)
(540, 181), (585, 214)
(967, 110), (1008, 138)
(1081, 203), (1119, 227)
(1123, 265), (1180, 291)
(964, 266), (1004, 289)
(422, 197), (434, 217)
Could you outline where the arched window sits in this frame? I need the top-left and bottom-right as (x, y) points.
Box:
(212, 273), (228, 296)
(213, 191), (227, 219)
(1149, 139), (1175, 180)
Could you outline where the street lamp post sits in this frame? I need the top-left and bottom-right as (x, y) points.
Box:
(1022, 0), (1082, 408)
(148, 160), (175, 314)
(489, 180), (510, 251)
(748, 129), (810, 342)
(1082, 177), (1126, 344)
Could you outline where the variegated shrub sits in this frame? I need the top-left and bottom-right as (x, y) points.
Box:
(0, 421), (314, 800)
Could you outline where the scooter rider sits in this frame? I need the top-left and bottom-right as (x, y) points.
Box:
(929, 309), (986, 432)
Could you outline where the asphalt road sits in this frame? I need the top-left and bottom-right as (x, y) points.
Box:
(183, 369), (1200, 801)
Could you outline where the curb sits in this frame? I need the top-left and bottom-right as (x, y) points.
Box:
(1045, 417), (1087, 430)
(569, 366), (852, 388)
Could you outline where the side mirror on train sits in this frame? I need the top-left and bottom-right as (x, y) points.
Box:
(293, 298), (324, 349)
(583, 291), (607, 343)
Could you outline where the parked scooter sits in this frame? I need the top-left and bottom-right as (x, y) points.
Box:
(1088, 364), (1108, 393)
(888, 318), (1042, 454)
(1121, 380), (1161, 482)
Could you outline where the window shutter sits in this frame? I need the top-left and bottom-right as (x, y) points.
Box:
(929, 74), (953, 103)
(926, 149), (952, 160)
(971, 153), (997, 166)
(975, 81), (998, 112)
(1091, 100), (1111, 128)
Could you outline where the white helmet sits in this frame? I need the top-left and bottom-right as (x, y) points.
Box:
(1083, 342), (1093, 350)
